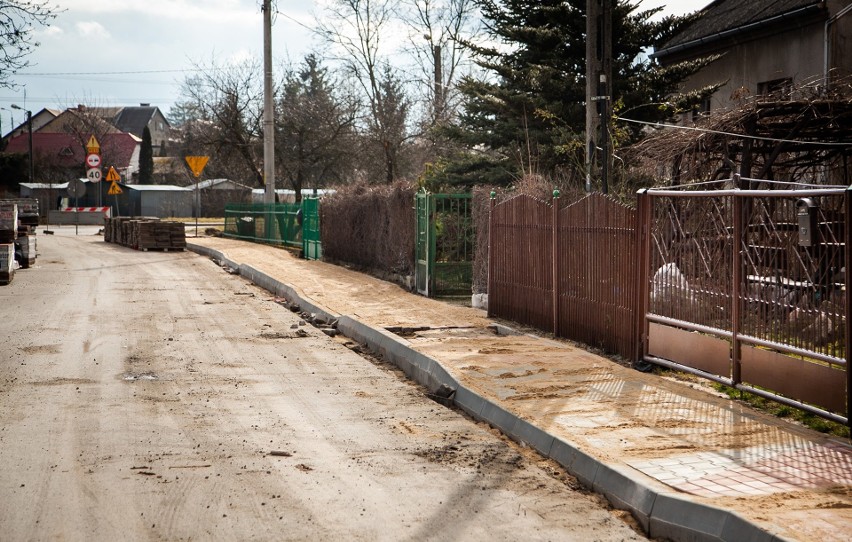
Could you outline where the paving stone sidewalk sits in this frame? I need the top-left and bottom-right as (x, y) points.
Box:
(188, 237), (851, 542)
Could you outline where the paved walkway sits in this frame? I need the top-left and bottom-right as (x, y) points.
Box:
(188, 237), (851, 542)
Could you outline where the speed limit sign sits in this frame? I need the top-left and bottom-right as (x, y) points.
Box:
(87, 167), (103, 183)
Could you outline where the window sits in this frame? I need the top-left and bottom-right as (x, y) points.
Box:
(59, 146), (74, 157)
(691, 97), (711, 122)
(758, 78), (792, 99)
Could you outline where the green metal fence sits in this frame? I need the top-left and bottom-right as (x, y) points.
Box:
(301, 197), (321, 260)
(224, 203), (303, 247)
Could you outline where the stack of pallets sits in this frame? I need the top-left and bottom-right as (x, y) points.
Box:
(0, 243), (13, 285)
(104, 217), (186, 251)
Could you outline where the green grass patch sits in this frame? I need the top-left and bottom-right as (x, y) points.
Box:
(712, 383), (849, 438)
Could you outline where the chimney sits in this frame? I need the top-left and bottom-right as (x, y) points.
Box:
(77, 104), (86, 111)
(140, 103), (150, 107)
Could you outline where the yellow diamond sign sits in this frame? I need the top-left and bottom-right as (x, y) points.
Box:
(185, 156), (209, 178)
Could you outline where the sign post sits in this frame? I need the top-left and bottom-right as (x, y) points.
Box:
(84, 136), (101, 208)
(67, 178), (86, 235)
(106, 167), (122, 217)
(185, 156), (209, 237)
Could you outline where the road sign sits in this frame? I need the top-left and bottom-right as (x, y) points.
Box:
(86, 135), (100, 154)
(185, 156), (209, 178)
(105, 166), (121, 182)
(87, 168), (102, 183)
(86, 153), (101, 168)
(68, 178), (87, 198)
(108, 182), (122, 195)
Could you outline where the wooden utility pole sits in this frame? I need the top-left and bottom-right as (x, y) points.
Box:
(262, 0), (276, 204)
(585, 0), (612, 193)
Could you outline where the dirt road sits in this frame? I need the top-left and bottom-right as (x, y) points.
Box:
(0, 227), (646, 541)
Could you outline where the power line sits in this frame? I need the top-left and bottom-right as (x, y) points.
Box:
(617, 116), (852, 147)
(16, 68), (210, 77)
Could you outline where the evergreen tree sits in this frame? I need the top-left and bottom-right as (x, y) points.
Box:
(139, 126), (154, 184)
(449, 0), (711, 186)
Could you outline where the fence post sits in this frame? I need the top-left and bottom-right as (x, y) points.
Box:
(845, 186), (851, 430)
(487, 191), (496, 317)
(552, 190), (560, 335)
(634, 189), (651, 365)
(731, 178), (743, 386)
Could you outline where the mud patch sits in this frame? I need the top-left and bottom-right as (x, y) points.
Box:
(33, 377), (96, 386)
(259, 330), (309, 339)
(21, 344), (61, 354)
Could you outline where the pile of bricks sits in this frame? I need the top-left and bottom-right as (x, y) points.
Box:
(104, 217), (186, 251)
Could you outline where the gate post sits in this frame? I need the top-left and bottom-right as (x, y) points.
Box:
(552, 190), (560, 335)
(487, 191), (496, 317)
(732, 186), (743, 386)
(634, 189), (651, 364)
(845, 186), (851, 429)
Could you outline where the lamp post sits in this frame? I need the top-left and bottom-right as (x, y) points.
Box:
(11, 104), (48, 232)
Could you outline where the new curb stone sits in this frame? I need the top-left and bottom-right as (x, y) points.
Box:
(186, 243), (789, 542)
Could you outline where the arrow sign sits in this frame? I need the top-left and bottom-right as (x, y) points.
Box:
(108, 181), (122, 195)
(185, 156), (209, 178)
(86, 135), (100, 154)
(105, 166), (121, 182)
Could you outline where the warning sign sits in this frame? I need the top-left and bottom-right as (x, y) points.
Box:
(105, 166), (121, 182)
(86, 135), (100, 154)
(108, 182), (122, 195)
(185, 156), (209, 178)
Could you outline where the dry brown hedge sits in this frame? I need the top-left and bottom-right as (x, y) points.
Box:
(320, 181), (416, 279)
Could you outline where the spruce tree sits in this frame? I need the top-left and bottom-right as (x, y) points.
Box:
(139, 126), (154, 184)
(449, 0), (710, 185)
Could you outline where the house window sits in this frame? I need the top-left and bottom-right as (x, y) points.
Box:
(691, 97), (711, 122)
(158, 121), (164, 130)
(59, 146), (74, 157)
(758, 78), (792, 98)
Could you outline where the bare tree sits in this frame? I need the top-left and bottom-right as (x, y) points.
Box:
(402, 0), (478, 126)
(0, 0), (60, 88)
(174, 58), (265, 187)
(317, 0), (412, 183)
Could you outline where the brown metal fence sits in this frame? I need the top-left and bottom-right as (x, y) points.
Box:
(637, 180), (850, 424)
(488, 192), (638, 359)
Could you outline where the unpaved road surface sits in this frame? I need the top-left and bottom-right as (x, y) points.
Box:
(0, 228), (646, 541)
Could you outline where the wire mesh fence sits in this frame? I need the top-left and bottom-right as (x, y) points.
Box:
(223, 203), (302, 248)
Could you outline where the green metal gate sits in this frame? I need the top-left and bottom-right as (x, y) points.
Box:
(302, 197), (321, 260)
(415, 190), (474, 297)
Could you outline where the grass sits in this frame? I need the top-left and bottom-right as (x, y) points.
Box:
(711, 382), (850, 438)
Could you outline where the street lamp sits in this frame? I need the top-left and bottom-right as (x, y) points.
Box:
(10, 104), (34, 186)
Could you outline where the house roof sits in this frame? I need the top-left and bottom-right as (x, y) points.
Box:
(125, 184), (191, 192)
(5, 132), (139, 169)
(655, 0), (825, 59)
(112, 106), (157, 137)
(190, 178), (252, 190)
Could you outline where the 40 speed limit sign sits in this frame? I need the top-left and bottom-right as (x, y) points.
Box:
(87, 167), (103, 183)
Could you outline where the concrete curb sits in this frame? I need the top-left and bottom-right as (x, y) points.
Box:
(187, 242), (792, 542)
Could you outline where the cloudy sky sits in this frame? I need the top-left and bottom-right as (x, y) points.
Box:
(1, 0), (709, 129)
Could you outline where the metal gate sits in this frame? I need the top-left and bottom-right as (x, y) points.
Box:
(302, 197), (321, 260)
(415, 190), (474, 297)
(637, 180), (850, 425)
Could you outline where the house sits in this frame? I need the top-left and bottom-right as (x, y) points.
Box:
(1, 108), (61, 144)
(106, 104), (171, 156)
(653, 0), (852, 115)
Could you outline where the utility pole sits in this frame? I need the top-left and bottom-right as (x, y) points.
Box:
(262, 0), (275, 204)
(585, 0), (612, 193)
(434, 45), (443, 122)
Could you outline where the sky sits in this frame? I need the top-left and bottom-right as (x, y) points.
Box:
(0, 0), (710, 131)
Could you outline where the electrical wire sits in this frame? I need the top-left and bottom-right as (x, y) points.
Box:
(617, 116), (852, 147)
